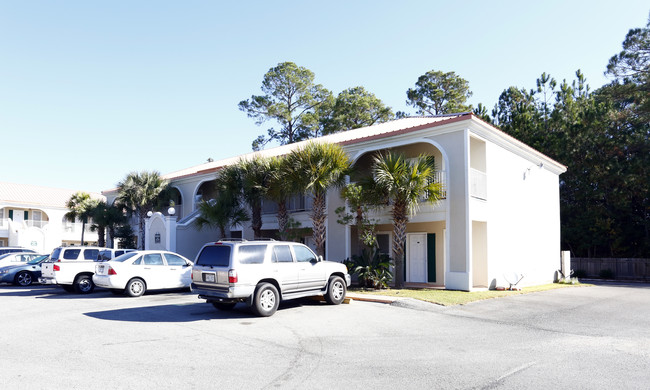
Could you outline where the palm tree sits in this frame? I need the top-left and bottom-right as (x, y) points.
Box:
(90, 202), (127, 248)
(372, 152), (443, 288)
(265, 156), (296, 240)
(116, 171), (169, 250)
(237, 157), (273, 239)
(194, 196), (250, 238)
(287, 142), (350, 256)
(339, 175), (385, 250)
(65, 192), (99, 245)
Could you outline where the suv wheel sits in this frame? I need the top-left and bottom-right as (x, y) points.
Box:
(252, 283), (279, 317)
(324, 276), (346, 305)
(74, 275), (95, 294)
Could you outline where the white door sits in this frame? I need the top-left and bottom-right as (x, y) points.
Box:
(407, 233), (427, 283)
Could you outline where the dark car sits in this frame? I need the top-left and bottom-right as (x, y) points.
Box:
(0, 255), (49, 286)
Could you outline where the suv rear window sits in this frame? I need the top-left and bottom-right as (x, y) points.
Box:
(238, 245), (267, 264)
(50, 248), (62, 261)
(196, 245), (231, 267)
(83, 249), (99, 260)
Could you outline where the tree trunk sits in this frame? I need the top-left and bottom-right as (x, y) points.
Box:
(311, 192), (327, 257)
(108, 227), (115, 249)
(277, 201), (288, 240)
(80, 222), (86, 246)
(97, 226), (106, 247)
(138, 211), (146, 250)
(251, 203), (262, 239)
(392, 202), (408, 288)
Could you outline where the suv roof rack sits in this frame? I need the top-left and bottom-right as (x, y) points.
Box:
(217, 238), (277, 242)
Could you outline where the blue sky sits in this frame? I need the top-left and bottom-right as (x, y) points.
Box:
(1, 1), (648, 194)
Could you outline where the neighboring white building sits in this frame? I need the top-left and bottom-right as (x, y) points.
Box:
(103, 113), (567, 291)
(0, 182), (104, 254)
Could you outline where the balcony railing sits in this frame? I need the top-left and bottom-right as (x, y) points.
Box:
(25, 220), (48, 228)
(0, 219), (49, 228)
(262, 194), (314, 215)
(470, 169), (487, 200)
(62, 223), (95, 234)
(433, 170), (447, 200)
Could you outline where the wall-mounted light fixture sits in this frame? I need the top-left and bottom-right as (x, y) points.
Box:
(523, 162), (544, 180)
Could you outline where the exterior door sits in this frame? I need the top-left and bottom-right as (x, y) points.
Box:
(407, 233), (427, 283)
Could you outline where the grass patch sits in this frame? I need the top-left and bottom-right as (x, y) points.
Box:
(351, 283), (591, 306)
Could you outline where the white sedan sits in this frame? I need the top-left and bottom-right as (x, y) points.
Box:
(93, 250), (193, 297)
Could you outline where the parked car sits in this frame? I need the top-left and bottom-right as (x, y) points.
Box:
(39, 246), (110, 294)
(0, 255), (49, 286)
(97, 248), (136, 261)
(191, 239), (351, 317)
(0, 252), (43, 267)
(0, 247), (36, 256)
(93, 250), (193, 297)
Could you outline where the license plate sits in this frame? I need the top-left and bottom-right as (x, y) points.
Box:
(98, 265), (104, 273)
(204, 273), (215, 283)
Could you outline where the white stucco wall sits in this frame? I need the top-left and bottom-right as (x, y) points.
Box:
(482, 140), (562, 288)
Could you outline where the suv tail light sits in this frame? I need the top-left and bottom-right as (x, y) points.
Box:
(108, 267), (117, 275)
(228, 269), (238, 284)
(53, 264), (60, 271)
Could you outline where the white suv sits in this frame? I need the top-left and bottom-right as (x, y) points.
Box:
(191, 240), (351, 317)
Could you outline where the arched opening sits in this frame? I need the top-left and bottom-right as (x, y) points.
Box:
(161, 187), (183, 219)
(346, 141), (448, 287)
(194, 180), (218, 210)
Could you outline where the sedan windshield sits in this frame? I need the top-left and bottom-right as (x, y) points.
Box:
(27, 255), (49, 265)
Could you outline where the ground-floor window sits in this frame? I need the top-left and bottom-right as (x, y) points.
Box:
(377, 233), (391, 256)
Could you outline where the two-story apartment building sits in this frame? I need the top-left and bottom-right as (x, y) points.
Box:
(103, 113), (567, 291)
(0, 182), (103, 253)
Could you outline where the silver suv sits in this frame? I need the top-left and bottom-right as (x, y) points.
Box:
(191, 239), (351, 317)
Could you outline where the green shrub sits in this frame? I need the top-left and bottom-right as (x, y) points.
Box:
(348, 247), (393, 289)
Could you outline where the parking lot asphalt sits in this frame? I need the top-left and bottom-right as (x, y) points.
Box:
(1, 281), (648, 389)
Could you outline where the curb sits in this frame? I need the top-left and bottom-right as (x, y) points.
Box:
(346, 293), (399, 304)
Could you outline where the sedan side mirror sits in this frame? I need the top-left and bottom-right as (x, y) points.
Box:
(318, 255), (323, 262)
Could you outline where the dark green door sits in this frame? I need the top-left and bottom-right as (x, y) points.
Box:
(427, 234), (436, 283)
